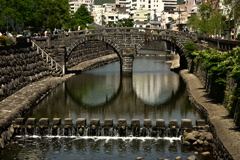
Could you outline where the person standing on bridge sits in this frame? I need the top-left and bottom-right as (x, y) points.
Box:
(85, 27), (88, 35)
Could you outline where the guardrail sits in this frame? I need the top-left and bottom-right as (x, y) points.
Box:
(31, 40), (65, 75)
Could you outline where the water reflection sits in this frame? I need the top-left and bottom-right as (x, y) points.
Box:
(24, 56), (201, 126)
(2, 137), (213, 160)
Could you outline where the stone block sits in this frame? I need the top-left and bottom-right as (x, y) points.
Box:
(90, 119), (100, 126)
(156, 119), (165, 128)
(39, 118), (49, 126)
(181, 119), (192, 129)
(144, 119), (152, 127)
(169, 119), (178, 128)
(104, 119), (113, 126)
(26, 118), (36, 125)
(64, 118), (73, 125)
(131, 119), (140, 126)
(52, 118), (61, 125)
(14, 118), (25, 125)
(196, 119), (206, 127)
(118, 119), (127, 126)
(76, 118), (86, 127)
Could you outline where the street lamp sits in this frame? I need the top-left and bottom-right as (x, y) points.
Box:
(178, 7), (181, 31)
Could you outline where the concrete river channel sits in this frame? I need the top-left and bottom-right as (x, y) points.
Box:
(0, 50), (215, 160)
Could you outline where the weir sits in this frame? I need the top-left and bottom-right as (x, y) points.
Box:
(13, 118), (207, 138)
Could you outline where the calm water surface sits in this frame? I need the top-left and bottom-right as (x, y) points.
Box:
(0, 50), (215, 160)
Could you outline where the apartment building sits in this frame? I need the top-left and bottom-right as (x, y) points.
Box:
(132, 10), (152, 27)
(92, 3), (130, 26)
(162, 0), (178, 11)
(124, 0), (164, 21)
(69, 0), (94, 12)
(92, 5), (105, 26)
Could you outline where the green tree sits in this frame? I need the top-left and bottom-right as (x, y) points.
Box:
(187, 13), (200, 32)
(223, 0), (240, 40)
(0, 0), (71, 32)
(117, 18), (134, 27)
(73, 5), (94, 29)
(187, 2), (226, 36)
(208, 13), (226, 36)
(36, 0), (71, 31)
(0, 0), (33, 32)
(183, 41), (198, 58)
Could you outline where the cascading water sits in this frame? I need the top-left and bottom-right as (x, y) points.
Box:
(15, 126), (183, 138)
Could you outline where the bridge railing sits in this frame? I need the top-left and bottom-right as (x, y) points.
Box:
(52, 28), (197, 41)
(31, 40), (65, 75)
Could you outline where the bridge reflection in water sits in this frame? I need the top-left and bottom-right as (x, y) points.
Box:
(24, 54), (201, 125)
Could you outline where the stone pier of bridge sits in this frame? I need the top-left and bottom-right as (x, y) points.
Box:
(121, 49), (135, 74)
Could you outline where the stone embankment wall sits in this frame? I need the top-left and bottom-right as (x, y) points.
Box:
(0, 46), (60, 101)
(186, 58), (225, 103)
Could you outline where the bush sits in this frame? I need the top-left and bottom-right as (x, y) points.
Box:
(0, 35), (6, 46)
(183, 41), (198, 58)
(6, 36), (15, 45)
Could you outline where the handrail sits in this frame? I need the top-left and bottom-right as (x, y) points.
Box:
(31, 40), (65, 75)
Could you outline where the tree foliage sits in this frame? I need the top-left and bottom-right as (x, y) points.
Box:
(186, 46), (240, 85)
(72, 5), (94, 30)
(0, 1), (93, 33)
(118, 18), (134, 27)
(187, 2), (226, 36)
(183, 41), (198, 58)
(223, 0), (240, 40)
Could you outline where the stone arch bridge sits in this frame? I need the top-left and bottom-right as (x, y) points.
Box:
(32, 28), (198, 75)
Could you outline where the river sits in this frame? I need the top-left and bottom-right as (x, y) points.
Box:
(0, 50), (215, 160)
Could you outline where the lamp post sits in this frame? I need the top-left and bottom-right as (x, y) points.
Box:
(178, 7), (181, 31)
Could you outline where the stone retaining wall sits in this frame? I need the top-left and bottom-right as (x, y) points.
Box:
(186, 58), (225, 103)
(0, 46), (60, 101)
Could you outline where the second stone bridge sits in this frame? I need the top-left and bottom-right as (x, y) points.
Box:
(32, 27), (197, 75)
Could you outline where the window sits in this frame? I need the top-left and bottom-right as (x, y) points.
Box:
(136, 14), (140, 16)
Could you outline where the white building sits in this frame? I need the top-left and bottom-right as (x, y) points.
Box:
(92, 5), (105, 26)
(162, 0), (177, 11)
(124, 0), (164, 22)
(92, 3), (130, 26)
(69, 0), (94, 13)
